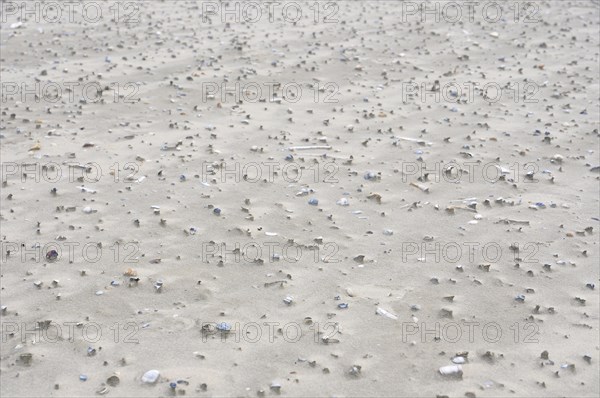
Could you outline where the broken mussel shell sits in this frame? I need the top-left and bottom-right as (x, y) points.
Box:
(202, 322), (232, 335)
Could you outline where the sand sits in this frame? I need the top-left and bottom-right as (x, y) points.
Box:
(1, 1), (599, 397)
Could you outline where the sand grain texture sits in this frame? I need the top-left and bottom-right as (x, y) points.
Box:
(1, 1), (599, 397)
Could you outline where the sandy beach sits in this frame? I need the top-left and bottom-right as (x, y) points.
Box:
(1, 1), (599, 397)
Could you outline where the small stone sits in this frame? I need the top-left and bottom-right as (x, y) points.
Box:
(19, 353), (33, 366)
(216, 322), (232, 332)
(270, 382), (281, 392)
(583, 355), (592, 364)
(106, 375), (120, 386)
(349, 365), (362, 376)
(336, 198), (349, 206)
(141, 370), (160, 384)
(439, 364), (463, 377)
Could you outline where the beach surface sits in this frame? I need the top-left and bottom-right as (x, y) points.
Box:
(1, 1), (599, 397)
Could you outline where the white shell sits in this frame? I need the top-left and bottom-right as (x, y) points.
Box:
(439, 364), (463, 376)
(141, 370), (160, 384)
